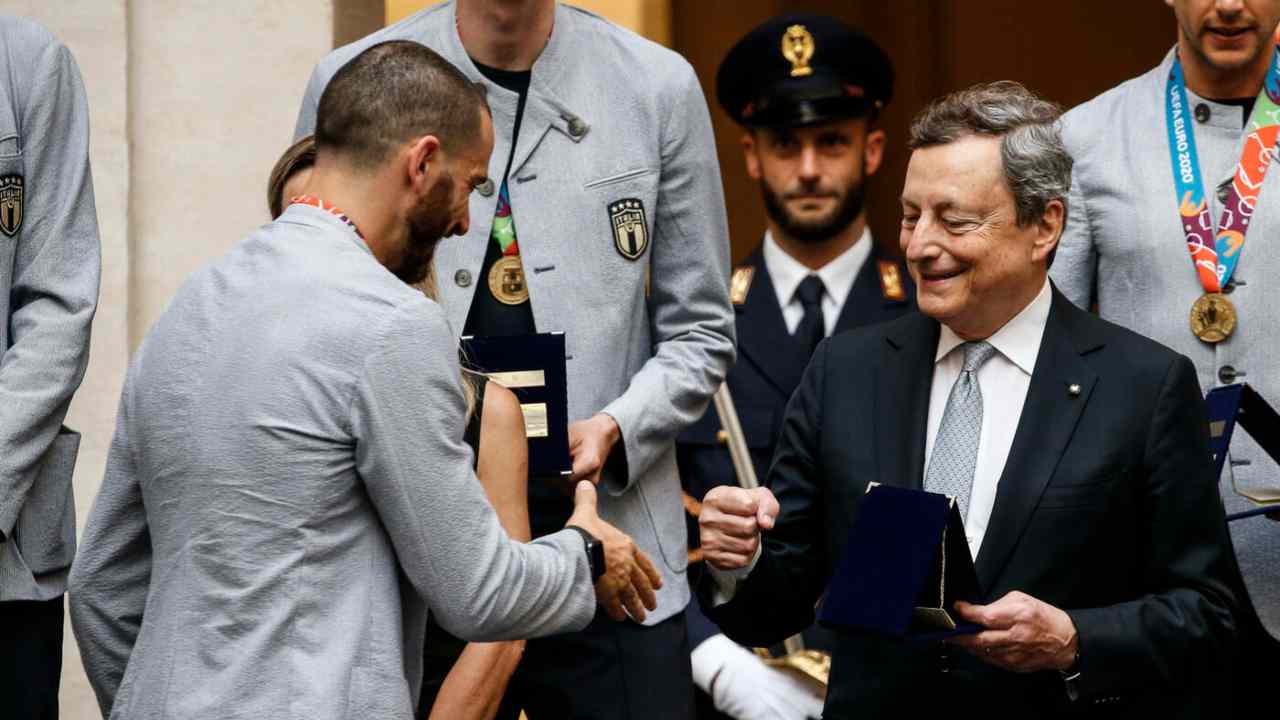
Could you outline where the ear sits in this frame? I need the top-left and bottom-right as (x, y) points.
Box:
(741, 131), (762, 180)
(863, 127), (887, 177)
(1033, 198), (1065, 263)
(405, 134), (442, 191)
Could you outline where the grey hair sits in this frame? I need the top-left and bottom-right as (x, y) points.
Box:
(908, 81), (1072, 228)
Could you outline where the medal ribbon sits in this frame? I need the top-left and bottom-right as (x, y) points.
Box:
(289, 195), (364, 239)
(491, 181), (521, 256)
(1165, 47), (1280, 293)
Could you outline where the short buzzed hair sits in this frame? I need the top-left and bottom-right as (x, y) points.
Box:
(316, 40), (489, 169)
(908, 81), (1071, 229)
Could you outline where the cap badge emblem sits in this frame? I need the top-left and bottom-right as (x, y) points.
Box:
(781, 24), (815, 78)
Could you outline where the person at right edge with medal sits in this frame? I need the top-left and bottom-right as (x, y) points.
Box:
(1052, 0), (1280, 699)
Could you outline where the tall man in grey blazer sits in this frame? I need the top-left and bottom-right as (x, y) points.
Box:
(295, 2), (735, 717)
(70, 41), (660, 720)
(0, 15), (101, 720)
(1051, 0), (1280, 678)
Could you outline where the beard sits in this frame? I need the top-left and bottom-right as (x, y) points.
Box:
(760, 176), (865, 245)
(393, 173), (456, 285)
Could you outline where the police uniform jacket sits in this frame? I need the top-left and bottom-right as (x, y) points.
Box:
(679, 240), (913, 650)
(1052, 47), (1280, 640)
(294, 1), (735, 624)
(0, 15), (100, 602)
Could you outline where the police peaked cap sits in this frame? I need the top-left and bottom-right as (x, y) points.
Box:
(717, 14), (894, 128)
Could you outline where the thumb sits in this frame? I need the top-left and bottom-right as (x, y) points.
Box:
(752, 488), (779, 530)
(572, 479), (598, 514)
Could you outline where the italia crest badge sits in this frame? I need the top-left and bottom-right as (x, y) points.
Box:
(609, 198), (648, 260)
(0, 174), (23, 237)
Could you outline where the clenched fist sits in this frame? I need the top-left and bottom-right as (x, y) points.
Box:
(698, 486), (779, 571)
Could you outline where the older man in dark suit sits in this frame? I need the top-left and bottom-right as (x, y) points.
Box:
(698, 81), (1239, 718)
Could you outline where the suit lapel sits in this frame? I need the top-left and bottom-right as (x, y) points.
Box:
(876, 313), (938, 491)
(833, 248), (884, 335)
(735, 247), (812, 397)
(973, 290), (1102, 590)
(834, 247), (913, 334)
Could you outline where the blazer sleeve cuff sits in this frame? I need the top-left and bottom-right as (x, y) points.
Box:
(1064, 607), (1130, 704)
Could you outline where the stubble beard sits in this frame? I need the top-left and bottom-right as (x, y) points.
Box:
(760, 175), (866, 245)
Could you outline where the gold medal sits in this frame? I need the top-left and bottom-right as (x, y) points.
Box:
(488, 255), (529, 305)
(1189, 292), (1237, 343)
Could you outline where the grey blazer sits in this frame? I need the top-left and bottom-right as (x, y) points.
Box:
(0, 15), (100, 602)
(1053, 47), (1280, 639)
(68, 206), (596, 719)
(294, 1), (736, 624)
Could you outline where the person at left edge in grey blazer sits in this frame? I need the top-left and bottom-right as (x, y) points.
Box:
(0, 14), (102, 720)
(295, 3), (735, 718)
(69, 41), (660, 720)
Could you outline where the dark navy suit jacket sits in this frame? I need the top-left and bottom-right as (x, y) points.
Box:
(699, 287), (1239, 718)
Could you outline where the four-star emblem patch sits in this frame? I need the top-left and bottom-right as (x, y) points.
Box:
(608, 198), (648, 261)
(0, 174), (23, 237)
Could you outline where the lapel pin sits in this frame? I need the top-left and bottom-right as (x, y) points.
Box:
(1068, 383), (1082, 397)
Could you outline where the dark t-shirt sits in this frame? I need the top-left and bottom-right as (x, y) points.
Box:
(463, 61), (570, 538)
(463, 61), (536, 338)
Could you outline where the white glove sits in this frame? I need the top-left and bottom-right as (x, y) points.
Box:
(691, 633), (826, 720)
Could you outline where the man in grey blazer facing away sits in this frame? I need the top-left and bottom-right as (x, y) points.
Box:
(1051, 0), (1280, 686)
(69, 41), (660, 720)
(295, 2), (735, 717)
(0, 14), (102, 720)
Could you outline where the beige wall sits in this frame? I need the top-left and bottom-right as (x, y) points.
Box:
(0, 1), (334, 716)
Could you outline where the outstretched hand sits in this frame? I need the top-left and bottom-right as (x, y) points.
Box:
(567, 480), (662, 621)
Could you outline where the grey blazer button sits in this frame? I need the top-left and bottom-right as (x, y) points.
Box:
(477, 179), (495, 197)
(567, 117), (588, 138)
(455, 269), (472, 287)
(1218, 365), (1243, 384)
(1195, 103), (1211, 123)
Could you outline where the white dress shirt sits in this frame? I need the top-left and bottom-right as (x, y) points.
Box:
(925, 279), (1051, 558)
(763, 227), (873, 336)
(711, 280), (1052, 600)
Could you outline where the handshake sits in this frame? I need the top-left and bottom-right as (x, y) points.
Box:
(561, 480), (780, 619)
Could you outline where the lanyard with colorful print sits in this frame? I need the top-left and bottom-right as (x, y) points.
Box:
(487, 180), (529, 305)
(1164, 47), (1280, 342)
(289, 195), (364, 239)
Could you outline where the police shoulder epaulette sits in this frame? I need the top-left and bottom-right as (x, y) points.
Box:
(877, 260), (906, 302)
(730, 265), (754, 305)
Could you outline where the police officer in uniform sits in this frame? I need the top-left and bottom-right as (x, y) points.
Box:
(676, 15), (913, 720)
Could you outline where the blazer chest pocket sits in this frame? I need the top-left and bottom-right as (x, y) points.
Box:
(585, 168), (658, 263)
(1038, 473), (1118, 510)
(15, 428), (80, 574)
(583, 166), (654, 190)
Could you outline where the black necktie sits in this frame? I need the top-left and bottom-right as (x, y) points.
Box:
(794, 275), (826, 358)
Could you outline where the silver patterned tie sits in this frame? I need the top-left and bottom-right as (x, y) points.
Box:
(924, 341), (999, 518)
